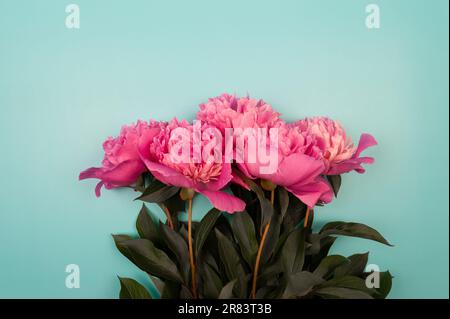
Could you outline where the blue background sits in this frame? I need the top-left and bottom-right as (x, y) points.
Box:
(0, 0), (448, 298)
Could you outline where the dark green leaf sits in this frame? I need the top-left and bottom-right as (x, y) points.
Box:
(112, 234), (134, 261)
(179, 285), (193, 299)
(118, 277), (152, 299)
(260, 213), (281, 265)
(150, 275), (164, 295)
(320, 222), (393, 246)
(309, 236), (337, 270)
(313, 255), (350, 279)
(134, 174), (146, 193)
(282, 228), (306, 273)
(334, 252), (369, 277)
(278, 187), (289, 218)
(327, 175), (342, 197)
(319, 275), (379, 296)
(136, 180), (180, 203)
(117, 238), (183, 283)
(200, 263), (223, 299)
(163, 194), (185, 214)
(282, 271), (324, 298)
(136, 204), (159, 242)
(218, 279), (237, 299)
(215, 229), (245, 281)
(231, 211), (258, 267)
(283, 194), (307, 231)
(159, 222), (190, 283)
(314, 287), (373, 299)
(376, 271), (393, 299)
(247, 179), (274, 230)
(195, 208), (221, 256)
(161, 281), (180, 299)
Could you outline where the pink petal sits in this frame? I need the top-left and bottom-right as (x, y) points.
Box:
(203, 162), (232, 191)
(199, 189), (246, 213)
(267, 153), (325, 187)
(99, 160), (145, 185)
(231, 174), (250, 190)
(287, 177), (333, 207)
(142, 159), (193, 189)
(79, 167), (102, 180)
(354, 133), (377, 158)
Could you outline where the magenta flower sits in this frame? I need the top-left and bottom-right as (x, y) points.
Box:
(79, 120), (163, 197)
(137, 118), (245, 213)
(294, 117), (377, 175)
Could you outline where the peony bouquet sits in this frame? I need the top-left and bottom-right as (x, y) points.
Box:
(80, 94), (392, 299)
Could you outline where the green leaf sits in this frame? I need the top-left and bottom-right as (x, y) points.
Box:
(314, 287), (374, 299)
(282, 228), (306, 274)
(283, 194), (307, 231)
(230, 211), (258, 267)
(161, 281), (180, 299)
(215, 229), (245, 282)
(327, 175), (342, 197)
(149, 275), (164, 295)
(376, 271), (393, 299)
(117, 238), (183, 283)
(159, 222), (190, 283)
(282, 271), (324, 298)
(163, 195), (185, 214)
(313, 255), (350, 279)
(112, 234), (134, 261)
(136, 204), (159, 242)
(334, 252), (369, 277)
(179, 285), (193, 299)
(136, 180), (180, 203)
(194, 208), (221, 256)
(319, 275), (379, 296)
(260, 213), (281, 265)
(134, 174), (146, 193)
(320, 221), (393, 246)
(118, 277), (152, 299)
(310, 236), (337, 270)
(218, 279), (237, 299)
(247, 179), (274, 230)
(278, 187), (289, 219)
(200, 263), (223, 299)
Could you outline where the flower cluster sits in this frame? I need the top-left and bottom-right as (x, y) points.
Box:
(80, 93), (377, 211)
(80, 94), (391, 300)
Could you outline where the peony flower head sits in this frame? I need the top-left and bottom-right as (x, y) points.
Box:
(236, 121), (333, 207)
(196, 93), (284, 132)
(294, 117), (377, 175)
(79, 120), (163, 196)
(138, 118), (245, 213)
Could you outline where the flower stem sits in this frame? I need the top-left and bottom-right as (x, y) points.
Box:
(250, 188), (275, 299)
(163, 206), (174, 230)
(304, 207), (312, 228)
(187, 198), (197, 298)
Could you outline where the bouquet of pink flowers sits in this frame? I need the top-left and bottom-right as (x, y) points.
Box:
(80, 94), (392, 299)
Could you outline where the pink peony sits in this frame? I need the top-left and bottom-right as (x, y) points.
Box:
(237, 123), (333, 207)
(138, 118), (245, 213)
(294, 117), (377, 175)
(79, 120), (163, 197)
(196, 93), (284, 132)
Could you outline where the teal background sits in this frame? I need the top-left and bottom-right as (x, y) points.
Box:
(0, 0), (448, 298)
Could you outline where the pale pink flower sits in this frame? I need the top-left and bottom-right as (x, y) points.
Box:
(238, 123), (333, 207)
(294, 117), (377, 175)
